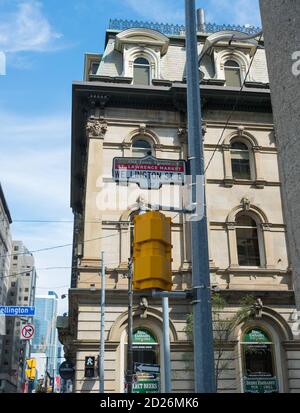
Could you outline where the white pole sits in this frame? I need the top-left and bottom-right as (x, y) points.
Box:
(99, 251), (105, 393)
(162, 296), (171, 392)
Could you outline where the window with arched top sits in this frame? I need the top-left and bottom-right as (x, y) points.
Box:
(224, 60), (241, 87)
(133, 57), (150, 85)
(236, 214), (261, 266)
(241, 328), (278, 392)
(230, 141), (251, 180)
(132, 139), (152, 158)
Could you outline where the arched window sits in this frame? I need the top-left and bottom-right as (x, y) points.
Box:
(133, 57), (150, 85)
(241, 328), (278, 393)
(236, 214), (261, 266)
(230, 141), (251, 180)
(224, 60), (241, 87)
(132, 139), (152, 158)
(124, 328), (160, 392)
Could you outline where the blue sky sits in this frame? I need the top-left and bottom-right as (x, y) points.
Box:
(0, 0), (261, 313)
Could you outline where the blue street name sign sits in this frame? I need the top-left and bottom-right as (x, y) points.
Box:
(0, 306), (35, 316)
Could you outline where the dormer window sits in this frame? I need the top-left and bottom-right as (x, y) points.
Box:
(133, 58), (150, 85)
(114, 28), (169, 83)
(90, 62), (99, 75)
(224, 60), (241, 87)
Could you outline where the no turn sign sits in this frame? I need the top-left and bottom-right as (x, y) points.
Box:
(20, 323), (35, 340)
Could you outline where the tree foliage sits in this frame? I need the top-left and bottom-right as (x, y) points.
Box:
(184, 293), (256, 389)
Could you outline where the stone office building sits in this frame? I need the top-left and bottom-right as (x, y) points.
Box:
(0, 184), (12, 392)
(58, 18), (300, 393)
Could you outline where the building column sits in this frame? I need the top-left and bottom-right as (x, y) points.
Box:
(253, 146), (265, 188)
(222, 144), (234, 187)
(226, 222), (239, 267)
(83, 118), (107, 262)
(261, 224), (275, 268)
(119, 223), (130, 269)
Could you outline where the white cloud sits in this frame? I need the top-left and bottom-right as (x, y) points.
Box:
(0, 111), (71, 217)
(0, 111), (73, 314)
(0, 0), (63, 53)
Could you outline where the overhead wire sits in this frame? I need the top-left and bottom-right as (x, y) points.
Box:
(204, 34), (263, 173)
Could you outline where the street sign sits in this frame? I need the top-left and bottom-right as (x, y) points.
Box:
(134, 363), (160, 374)
(59, 360), (75, 380)
(20, 323), (35, 340)
(112, 155), (186, 189)
(244, 377), (278, 393)
(132, 379), (160, 393)
(0, 306), (35, 316)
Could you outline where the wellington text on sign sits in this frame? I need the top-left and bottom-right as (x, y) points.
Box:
(0, 306), (36, 316)
(113, 155), (186, 189)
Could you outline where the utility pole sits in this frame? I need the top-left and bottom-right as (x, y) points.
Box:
(99, 251), (105, 393)
(185, 0), (216, 392)
(126, 258), (133, 393)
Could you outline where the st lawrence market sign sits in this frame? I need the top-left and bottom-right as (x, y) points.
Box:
(112, 155), (186, 189)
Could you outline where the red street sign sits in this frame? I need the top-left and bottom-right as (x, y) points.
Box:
(112, 155), (186, 189)
(20, 323), (35, 340)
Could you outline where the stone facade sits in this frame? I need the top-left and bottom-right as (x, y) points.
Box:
(0, 241), (37, 393)
(0, 184), (12, 392)
(59, 23), (300, 393)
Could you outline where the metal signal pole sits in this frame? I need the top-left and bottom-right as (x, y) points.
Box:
(185, 0), (215, 392)
(99, 251), (105, 393)
(126, 258), (134, 393)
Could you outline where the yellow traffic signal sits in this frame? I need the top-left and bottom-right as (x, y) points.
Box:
(133, 211), (172, 291)
(25, 358), (36, 380)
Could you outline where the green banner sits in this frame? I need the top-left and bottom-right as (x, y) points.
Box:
(132, 380), (160, 393)
(244, 377), (278, 393)
(243, 329), (271, 343)
(133, 329), (157, 344)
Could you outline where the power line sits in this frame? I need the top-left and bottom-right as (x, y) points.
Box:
(204, 34), (263, 173)
(1, 210), (182, 261)
(0, 261), (126, 281)
(0, 231), (129, 260)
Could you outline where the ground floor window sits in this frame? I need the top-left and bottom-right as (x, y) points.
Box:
(241, 328), (278, 393)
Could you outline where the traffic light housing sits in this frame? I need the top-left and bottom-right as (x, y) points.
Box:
(84, 356), (95, 378)
(133, 211), (172, 291)
(25, 358), (36, 381)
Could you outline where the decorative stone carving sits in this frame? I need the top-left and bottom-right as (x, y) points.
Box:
(251, 298), (263, 318)
(177, 128), (187, 143)
(237, 125), (244, 136)
(139, 123), (146, 135)
(86, 119), (108, 138)
(241, 196), (251, 211)
(139, 296), (149, 319)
